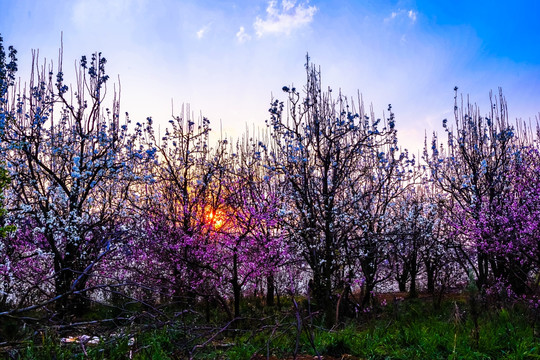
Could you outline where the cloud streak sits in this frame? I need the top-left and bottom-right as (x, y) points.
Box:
(196, 23), (211, 39)
(236, 26), (251, 43)
(385, 8), (417, 24)
(254, 0), (317, 37)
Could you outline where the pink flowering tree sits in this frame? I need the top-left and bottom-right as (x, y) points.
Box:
(106, 109), (224, 308)
(507, 146), (540, 276)
(113, 110), (287, 320)
(465, 144), (540, 296)
(208, 136), (287, 318)
(424, 87), (530, 294)
(0, 217), (52, 311)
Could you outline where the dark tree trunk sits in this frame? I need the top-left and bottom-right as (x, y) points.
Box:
(409, 270), (418, 298)
(408, 253), (419, 298)
(232, 251), (241, 318)
(205, 296), (211, 322)
(322, 264), (334, 328)
(477, 253), (489, 290)
(310, 265), (335, 327)
(266, 274), (275, 307)
(54, 249), (88, 318)
(360, 249), (377, 308)
(396, 268), (408, 292)
(425, 260), (436, 294)
(362, 283), (375, 308)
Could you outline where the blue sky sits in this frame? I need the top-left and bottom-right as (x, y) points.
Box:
(1, 0), (539, 152)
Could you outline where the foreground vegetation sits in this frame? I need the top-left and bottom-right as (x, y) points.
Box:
(1, 294), (539, 359)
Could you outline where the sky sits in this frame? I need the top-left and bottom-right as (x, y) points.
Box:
(1, 0), (539, 153)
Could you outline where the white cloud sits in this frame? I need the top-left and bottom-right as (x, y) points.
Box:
(236, 26), (251, 43)
(196, 23), (211, 39)
(385, 9), (417, 24)
(254, 0), (317, 37)
(408, 10), (417, 23)
(282, 0), (295, 11)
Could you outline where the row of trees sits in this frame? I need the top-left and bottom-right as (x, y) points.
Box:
(1, 37), (539, 326)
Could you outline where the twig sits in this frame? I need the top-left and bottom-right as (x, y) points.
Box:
(189, 317), (241, 359)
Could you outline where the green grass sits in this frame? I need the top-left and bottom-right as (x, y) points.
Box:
(214, 299), (539, 359)
(3, 297), (540, 359)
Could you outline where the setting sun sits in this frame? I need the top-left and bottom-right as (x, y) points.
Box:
(205, 208), (225, 229)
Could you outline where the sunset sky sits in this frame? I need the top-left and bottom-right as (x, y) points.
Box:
(1, 0), (539, 152)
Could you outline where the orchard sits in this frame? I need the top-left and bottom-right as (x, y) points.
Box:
(1, 36), (539, 359)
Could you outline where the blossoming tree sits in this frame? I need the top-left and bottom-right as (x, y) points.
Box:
(0, 42), (146, 316)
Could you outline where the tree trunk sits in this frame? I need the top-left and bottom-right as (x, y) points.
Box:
(409, 270), (418, 298)
(477, 253), (489, 290)
(425, 259), (436, 294)
(232, 251), (241, 318)
(266, 274), (275, 307)
(408, 254), (419, 298)
(396, 268), (408, 292)
(360, 251), (377, 308)
(322, 257), (335, 328)
(362, 282), (375, 308)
